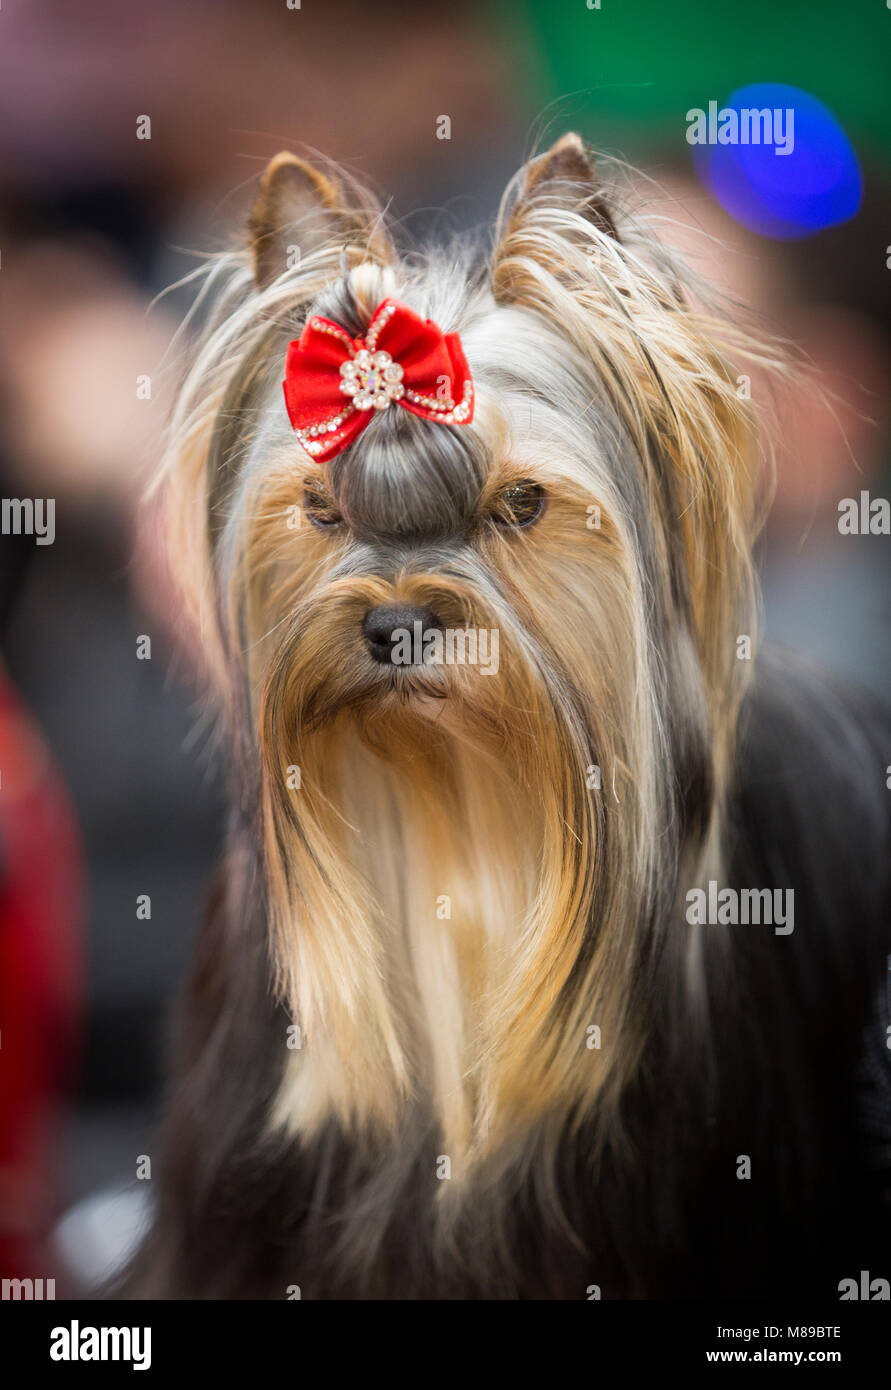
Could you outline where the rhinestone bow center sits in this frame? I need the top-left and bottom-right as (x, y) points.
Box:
(339, 348), (405, 412)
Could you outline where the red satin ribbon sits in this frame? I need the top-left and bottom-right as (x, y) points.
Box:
(282, 298), (474, 462)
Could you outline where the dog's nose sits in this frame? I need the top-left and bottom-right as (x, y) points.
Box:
(362, 604), (441, 665)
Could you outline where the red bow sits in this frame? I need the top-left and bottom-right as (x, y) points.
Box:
(282, 298), (474, 462)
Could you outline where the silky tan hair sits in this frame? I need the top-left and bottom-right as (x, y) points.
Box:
(157, 136), (782, 1243)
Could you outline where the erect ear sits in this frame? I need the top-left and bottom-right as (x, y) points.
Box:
(493, 134), (764, 738)
(248, 151), (390, 290)
(495, 132), (617, 267)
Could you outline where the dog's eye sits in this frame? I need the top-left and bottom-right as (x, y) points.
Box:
(492, 481), (545, 528)
(303, 485), (342, 528)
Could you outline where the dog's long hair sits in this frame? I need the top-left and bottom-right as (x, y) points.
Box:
(131, 138), (891, 1298)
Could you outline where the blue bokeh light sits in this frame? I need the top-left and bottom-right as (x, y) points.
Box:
(692, 84), (862, 240)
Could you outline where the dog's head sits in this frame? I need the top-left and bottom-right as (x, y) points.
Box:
(161, 137), (771, 1163)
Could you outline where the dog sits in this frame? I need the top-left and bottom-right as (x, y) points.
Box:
(126, 134), (891, 1298)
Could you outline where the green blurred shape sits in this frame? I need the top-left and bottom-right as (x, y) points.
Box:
(509, 0), (890, 166)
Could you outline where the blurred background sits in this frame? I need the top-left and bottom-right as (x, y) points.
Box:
(0, 0), (888, 1291)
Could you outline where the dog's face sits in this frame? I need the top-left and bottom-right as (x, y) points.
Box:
(246, 285), (638, 784)
(163, 136), (766, 1162)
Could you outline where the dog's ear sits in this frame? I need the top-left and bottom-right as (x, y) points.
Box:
(248, 152), (389, 290)
(493, 133), (617, 287)
(493, 133), (765, 746)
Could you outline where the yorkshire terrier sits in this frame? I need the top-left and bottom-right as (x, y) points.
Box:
(127, 135), (891, 1298)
